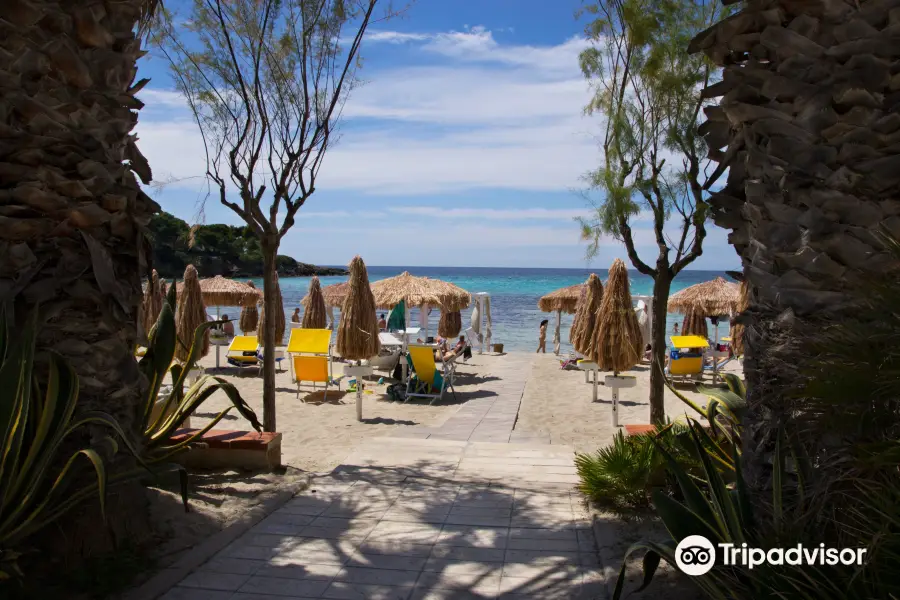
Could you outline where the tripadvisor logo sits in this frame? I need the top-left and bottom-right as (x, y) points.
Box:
(675, 536), (867, 576)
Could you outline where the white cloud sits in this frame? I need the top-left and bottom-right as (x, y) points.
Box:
(387, 207), (586, 221)
(136, 25), (600, 195)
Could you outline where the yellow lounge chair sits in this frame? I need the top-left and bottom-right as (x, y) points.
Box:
(287, 328), (333, 381)
(226, 335), (261, 375)
(293, 355), (339, 401)
(406, 344), (456, 405)
(666, 350), (703, 382)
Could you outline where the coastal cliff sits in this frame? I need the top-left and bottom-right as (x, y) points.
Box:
(147, 211), (347, 278)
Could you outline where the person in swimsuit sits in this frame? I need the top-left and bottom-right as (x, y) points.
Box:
(537, 319), (548, 353)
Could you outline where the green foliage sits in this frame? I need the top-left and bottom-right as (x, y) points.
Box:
(576, 422), (701, 515)
(610, 421), (854, 600)
(577, 0), (730, 271)
(147, 211), (327, 278)
(0, 310), (142, 580)
(138, 284), (262, 466)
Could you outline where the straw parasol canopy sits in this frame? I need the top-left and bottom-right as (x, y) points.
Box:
(667, 276), (741, 317)
(303, 281), (349, 309)
(371, 271), (471, 311)
(729, 279), (749, 356)
(239, 281), (260, 333)
(438, 310), (463, 338)
(337, 256), (380, 360)
(174, 275), (261, 307)
(569, 274), (603, 355)
(589, 259), (642, 373)
(142, 269), (163, 334)
(175, 264), (209, 362)
(258, 273), (286, 345)
(302, 276), (327, 329)
(681, 307), (709, 339)
(538, 283), (585, 314)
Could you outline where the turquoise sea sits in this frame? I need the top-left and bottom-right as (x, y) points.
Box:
(227, 266), (734, 352)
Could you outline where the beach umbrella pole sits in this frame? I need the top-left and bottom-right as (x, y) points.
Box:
(554, 310), (561, 355)
(216, 306), (221, 368)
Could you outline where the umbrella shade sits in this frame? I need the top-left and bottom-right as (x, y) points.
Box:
(302, 276), (327, 329)
(570, 274), (603, 354)
(258, 272), (286, 345)
(387, 299), (406, 332)
(175, 264), (209, 362)
(438, 310), (463, 338)
(337, 256), (381, 360)
(371, 271), (470, 311)
(729, 280), (749, 356)
(175, 276), (260, 307)
(589, 259), (642, 373)
(667, 277), (741, 317)
(538, 283), (584, 314)
(303, 281), (349, 308)
(239, 281), (259, 333)
(142, 269), (163, 335)
(682, 308), (709, 339)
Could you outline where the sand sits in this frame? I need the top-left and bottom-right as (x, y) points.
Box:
(515, 353), (744, 454)
(189, 348), (473, 473)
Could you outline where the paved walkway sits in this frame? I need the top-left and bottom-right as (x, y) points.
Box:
(159, 355), (604, 600)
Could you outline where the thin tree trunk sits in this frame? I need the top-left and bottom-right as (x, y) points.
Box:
(649, 273), (671, 424)
(261, 242), (278, 432)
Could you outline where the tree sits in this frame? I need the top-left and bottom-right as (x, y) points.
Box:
(688, 0), (900, 489)
(0, 1), (161, 442)
(578, 0), (729, 424)
(154, 0), (383, 432)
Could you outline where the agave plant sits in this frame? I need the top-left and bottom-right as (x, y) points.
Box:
(0, 310), (142, 580)
(138, 284), (261, 463)
(610, 421), (857, 600)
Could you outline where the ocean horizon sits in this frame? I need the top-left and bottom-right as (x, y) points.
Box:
(207, 265), (736, 353)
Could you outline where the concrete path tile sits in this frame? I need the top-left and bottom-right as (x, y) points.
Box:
(238, 575), (330, 597)
(322, 581), (415, 599)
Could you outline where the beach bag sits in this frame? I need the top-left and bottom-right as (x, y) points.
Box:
(392, 359), (404, 382)
(463, 346), (472, 360)
(386, 383), (406, 401)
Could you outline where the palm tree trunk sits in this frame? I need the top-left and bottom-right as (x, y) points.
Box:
(0, 1), (159, 443)
(689, 0), (898, 488)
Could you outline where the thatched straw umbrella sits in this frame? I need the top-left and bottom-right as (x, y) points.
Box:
(538, 283), (584, 354)
(589, 259), (642, 373)
(729, 279), (749, 356)
(589, 259), (642, 426)
(239, 281), (260, 333)
(569, 274), (603, 355)
(438, 310), (463, 338)
(175, 264), (209, 362)
(302, 276), (327, 329)
(337, 256), (380, 360)
(303, 281), (349, 308)
(681, 307), (709, 339)
(667, 276), (741, 316)
(337, 256), (380, 421)
(142, 269), (163, 335)
(371, 272), (470, 340)
(258, 272), (286, 346)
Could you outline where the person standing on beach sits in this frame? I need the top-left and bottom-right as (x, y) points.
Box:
(673, 322), (680, 334)
(537, 319), (548, 353)
(291, 308), (300, 323)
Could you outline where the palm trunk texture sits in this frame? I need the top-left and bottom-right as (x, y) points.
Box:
(689, 0), (900, 488)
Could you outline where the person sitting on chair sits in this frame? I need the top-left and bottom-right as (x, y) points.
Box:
(221, 314), (235, 337)
(451, 335), (466, 355)
(377, 313), (387, 331)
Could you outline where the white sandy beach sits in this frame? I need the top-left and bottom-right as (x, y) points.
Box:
(188, 347), (742, 472)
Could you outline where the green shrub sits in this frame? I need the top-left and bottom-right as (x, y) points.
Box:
(138, 283), (261, 466)
(0, 310), (142, 580)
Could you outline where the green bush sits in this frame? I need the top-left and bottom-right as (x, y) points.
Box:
(575, 423), (700, 515)
(0, 310), (142, 580)
(138, 283), (261, 467)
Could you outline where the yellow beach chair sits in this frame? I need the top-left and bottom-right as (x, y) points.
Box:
(286, 328), (334, 382)
(406, 344), (456, 405)
(666, 350), (703, 383)
(226, 335), (261, 375)
(293, 355), (339, 400)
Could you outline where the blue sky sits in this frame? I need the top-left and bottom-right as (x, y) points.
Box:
(135, 0), (737, 270)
